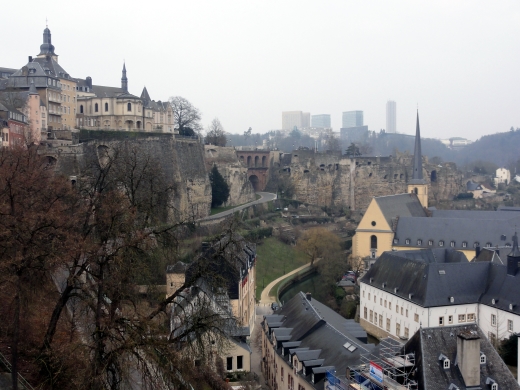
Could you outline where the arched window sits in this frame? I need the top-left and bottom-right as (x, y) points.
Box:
(414, 187), (418, 194)
(431, 170), (437, 182)
(105, 102), (108, 112)
(370, 235), (377, 250)
(127, 102), (132, 111)
(95, 103), (98, 112)
(80, 105), (84, 114)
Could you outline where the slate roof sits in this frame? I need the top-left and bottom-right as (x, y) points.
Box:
(90, 85), (140, 99)
(166, 261), (187, 274)
(263, 292), (378, 389)
(474, 248), (504, 264)
(404, 324), (520, 390)
(360, 249), (488, 307)
(466, 180), (482, 191)
(374, 193), (428, 228)
(479, 262), (520, 315)
(394, 215), (520, 251)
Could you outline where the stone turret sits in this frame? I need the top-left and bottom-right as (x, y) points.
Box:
(407, 111), (428, 208)
(37, 26), (58, 62)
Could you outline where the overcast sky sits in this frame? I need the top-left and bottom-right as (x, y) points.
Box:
(4, 1), (520, 140)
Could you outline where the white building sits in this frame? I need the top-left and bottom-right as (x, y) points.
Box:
(494, 167), (511, 186)
(359, 244), (520, 345)
(386, 101), (396, 133)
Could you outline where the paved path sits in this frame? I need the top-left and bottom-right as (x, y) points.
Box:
(258, 262), (314, 305)
(199, 192), (277, 221)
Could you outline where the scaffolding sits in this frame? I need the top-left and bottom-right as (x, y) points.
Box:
(328, 338), (418, 390)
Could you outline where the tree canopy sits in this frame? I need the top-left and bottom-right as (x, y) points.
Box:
(209, 165), (230, 208)
(169, 96), (202, 136)
(345, 143), (362, 157)
(205, 118), (227, 146)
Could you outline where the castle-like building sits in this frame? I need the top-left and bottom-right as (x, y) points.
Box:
(0, 26), (174, 147)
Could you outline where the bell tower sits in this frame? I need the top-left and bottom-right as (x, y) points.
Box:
(121, 62), (128, 92)
(407, 111), (428, 208)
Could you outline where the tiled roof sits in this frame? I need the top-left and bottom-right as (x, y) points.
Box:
(404, 324), (520, 390)
(374, 193), (427, 228)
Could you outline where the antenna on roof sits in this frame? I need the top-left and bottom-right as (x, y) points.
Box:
(46, 17), (48, 28)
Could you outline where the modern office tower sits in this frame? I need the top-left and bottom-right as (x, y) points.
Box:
(386, 101), (396, 133)
(311, 114), (331, 128)
(342, 111), (363, 128)
(282, 111), (311, 130)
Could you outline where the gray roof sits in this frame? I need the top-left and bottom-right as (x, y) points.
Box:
(362, 248), (520, 314)
(404, 324), (520, 390)
(466, 180), (482, 191)
(394, 215), (520, 251)
(361, 249), (488, 307)
(166, 261), (187, 274)
(90, 85), (140, 99)
(431, 209), (517, 219)
(263, 292), (378, 388)
(374, 193), (428, 228)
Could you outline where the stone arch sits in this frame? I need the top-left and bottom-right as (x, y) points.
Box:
(431, 170), (437, 182)
(247, 156), (252, 167)
(249, 175), (260, 191)
(262, 156), (266, 167)
(125, 120), (133, 130)
(136, 121), (142, 130)
(254, 156), (259, 167)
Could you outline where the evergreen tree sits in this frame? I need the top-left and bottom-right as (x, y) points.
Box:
(209, 165), (230, 208)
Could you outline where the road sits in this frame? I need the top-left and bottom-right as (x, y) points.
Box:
(199, 192), (277, 221)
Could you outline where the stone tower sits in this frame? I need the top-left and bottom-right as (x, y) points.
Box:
(407, 111), (428, 208)
(37, 25), (58, 62)
(121, 62), (128, 92)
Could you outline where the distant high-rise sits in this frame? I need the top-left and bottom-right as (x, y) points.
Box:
(282, 111), (310, 130)
(342, 111), (363, 128)
(386, 101), (396, 133)
(311, 114), (331, 128)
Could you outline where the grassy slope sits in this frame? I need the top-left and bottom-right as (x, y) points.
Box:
(255, 237), (308, 300)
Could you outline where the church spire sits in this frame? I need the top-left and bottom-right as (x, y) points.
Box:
(411, 110), (426, 183)
(38, 25), (57, 60)
(121, 62), (128, 92)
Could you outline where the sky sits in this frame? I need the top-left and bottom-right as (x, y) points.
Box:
(4, 1), (520, 140)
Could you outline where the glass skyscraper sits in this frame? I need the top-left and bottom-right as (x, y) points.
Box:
(342, 111), (363, 128)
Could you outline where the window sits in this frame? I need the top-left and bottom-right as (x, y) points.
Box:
(486, 242), (492, 248)
(474, 242), (480, 248)
(406, 309), (408, 317)
(371, 221), (376, 226)
(417, 239), (422, 245)
(380, 298), (382, 306)
(105, 102), (108, 112)
(491, 314), (496, 326)
(389, 302), (392, 310)
(404, 327), (409, 338)
(508, 319), (513, 332)
(467, 313), (475, 321)
(428, 240), (433, 246)
(396, 323), (401, 336)
(80, 105), (84, 114)
(95, 103), (98, 112)
(414, 313), (419, 322)
(443, 358), (450, 369)
(364, 307), (367, 319)
(439, 316), (444, 326)
(450, 241), (455, 247)
(480, 353), (486, 364)
(401, 307), (404, 315)
(448, 315), (453, 324)
(439, 240), (444, 247)
(368, 293), (371, 300)
(374, 295), (376, 303)
(458, 314), (466, 323)
(374, 313), (377, 324)
(462, 241), (467, 248)
(384, 300), (387, 308)
(369, 310), (373, 323)
(370, 235), (377, 249)
(491, 383), (497, 390)
(405, 239), (410, 245)
(237, 356), (243, 370)
(393, 238), (398, 244)
(386, 318), (390, 331)
(489, 332), (497, 346)
(379, 314), (383, 328)
(396, 305), (399, 313)
(226, 357), (233, 371)
(127, 102), (132, 111)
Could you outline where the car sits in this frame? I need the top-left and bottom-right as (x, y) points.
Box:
(271, 302), (279, 311)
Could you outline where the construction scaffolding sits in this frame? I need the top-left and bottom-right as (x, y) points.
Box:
(327, 338), (418, 390)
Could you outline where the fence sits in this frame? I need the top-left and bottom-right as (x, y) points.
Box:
(0, 351), (35, 390)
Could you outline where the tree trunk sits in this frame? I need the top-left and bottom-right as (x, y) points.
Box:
(42, 284), (74, 351)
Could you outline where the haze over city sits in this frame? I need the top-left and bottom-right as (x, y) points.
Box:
(4, 0), (520, 140)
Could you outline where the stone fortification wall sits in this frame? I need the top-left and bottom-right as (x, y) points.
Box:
(277, 150), (464, 210)
(48, 131), (211, 222)
(204, 146), (255, 206)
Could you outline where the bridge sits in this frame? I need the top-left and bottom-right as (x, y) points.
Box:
(236, 149), (272, 191)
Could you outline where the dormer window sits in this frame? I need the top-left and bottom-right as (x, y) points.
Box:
(417, 239), (422, 245)
(393, 239), (399, 244)
(439, 354), (450, 369)
(474, 242), (480, 248)
(428, 240), (433, 246)
(439, 240), (444, 247)
(480, 352), (486, 364)
(486, 242), (492, 248)
(450, 241), (455, 247)
(405, 239), (410, 245)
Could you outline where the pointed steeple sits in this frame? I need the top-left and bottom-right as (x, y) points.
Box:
(29, 81), (38, 95)
(38, 25), (57, 58)
(121, 62), (128, 92)
(410, 110), (426, 184)
(140, 86), (151, 103)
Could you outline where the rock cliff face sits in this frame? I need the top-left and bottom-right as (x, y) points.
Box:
(275, 150), (464, 210)
(204, 146), (255, 206)
(47, 132), (212, 222)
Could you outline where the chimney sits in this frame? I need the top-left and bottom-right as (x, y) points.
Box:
(306, 292), (312, 301)
(475, 245), (481, 258)
(457, 329), (481, 387)
(28, 56), (33, 62)
(86, 76), (92, 89)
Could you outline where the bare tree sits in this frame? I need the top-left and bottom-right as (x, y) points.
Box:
(205, 118), (227, 146)
(169, 96), (202, 136)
